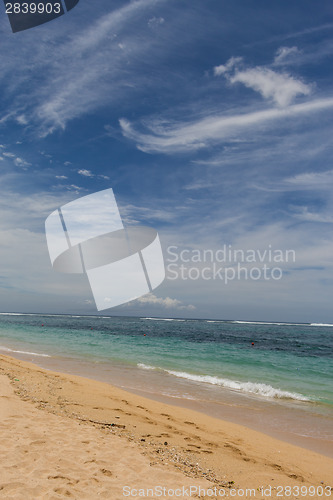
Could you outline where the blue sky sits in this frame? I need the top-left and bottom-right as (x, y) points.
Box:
(0, 0), (333, 321)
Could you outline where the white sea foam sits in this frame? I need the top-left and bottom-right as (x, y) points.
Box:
(0, 312), (80, 318)
(310, 323), (333, 327)
(166, 370), (309, 401)
(161, 393), (197, 401)
(0, 313), (37, 316)
(232, 320), (305, 326)
(136, 363), (309, 401)
(137, 363), (156, 370)
(141, 318), (185, 322)
(0, 346), (51, 357)
(68, 315), (98, 318)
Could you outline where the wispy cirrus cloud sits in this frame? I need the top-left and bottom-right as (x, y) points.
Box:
(0, 0), (165, 136)
(253, 169), (333, 193)
(289, 205), (333, 223)
(120, 202), (179, 224)
(263, 22), (333, 44)
(119, 97), (333, 154)
(119, 50), (322, 154)
(284, 170), (333, 190)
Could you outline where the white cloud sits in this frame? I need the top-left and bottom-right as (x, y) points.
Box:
(285, 170), (333, 189)
(14, 157), (31, 168)
(214, 57), (243, 76)
(135, 293), (195, 310)
(120, 97), (333, 153)
(55, 175), (68, 180)
(0, 226), (89, 312)
(120, 203), (178, 224)
(215, 56), (311, 107)
(16, 115), (28, 125)
(274, 46), (301, 65)
(40, 151), (52, 159)
(0, 0), (165, 136)
(229, 67), (311, 107)
(119, 51), (323, 153)
(254, 169), (333, 193)
(148, 16), (165, 29)
(0, 190), (74, 230)
(1, 149), (31, 168)
(67, 184), (84, 193)
(267, 22), (333, 44)
(78, 169), (94, 177)
(184, 180), (216, 190)
(289, 206), (333, 223)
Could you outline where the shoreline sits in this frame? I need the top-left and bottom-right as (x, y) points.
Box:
(2, 347), (332, 459)
(0, 354), (332, 498)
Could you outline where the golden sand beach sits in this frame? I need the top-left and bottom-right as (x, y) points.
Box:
(0, 354), (332, 499)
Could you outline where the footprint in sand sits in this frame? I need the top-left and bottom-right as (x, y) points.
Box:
(160, 413), (174, 420)
(100, 469), (113, 477)
(54, 487), (73, 496)
(30, 440), (46, 446)
(205, 441), (217, 448)
(184, 436), (202, 442)
(224, 443), (243, 455)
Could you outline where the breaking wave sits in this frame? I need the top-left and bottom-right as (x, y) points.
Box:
(137, 364), (309, 401)
(0, 346), (51, 357)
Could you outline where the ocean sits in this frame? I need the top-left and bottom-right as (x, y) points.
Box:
(0, 313), (332, 456)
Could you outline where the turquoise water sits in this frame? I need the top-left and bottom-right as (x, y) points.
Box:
(0, 313), (332, 407)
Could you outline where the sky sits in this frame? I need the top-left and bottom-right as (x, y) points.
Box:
(0, 0), (333, 322)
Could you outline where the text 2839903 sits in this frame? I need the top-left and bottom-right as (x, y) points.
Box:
(5, 2), (61, 14)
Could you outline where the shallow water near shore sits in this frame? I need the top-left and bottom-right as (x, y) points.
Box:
(0, 312), (332, 456)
